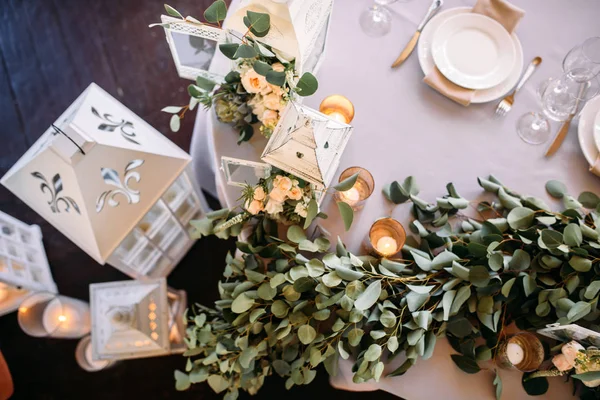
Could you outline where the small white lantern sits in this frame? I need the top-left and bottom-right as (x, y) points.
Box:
(0, 211), (56, 317)
(89, 278), (187, 361)
(160, 15), (229, 81)
(1, 83), (207, 280)
(227, 0), (334, 74)
(261, 101), (352, 190)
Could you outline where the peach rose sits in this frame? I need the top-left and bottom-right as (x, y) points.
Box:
(269, 84), (284, 98)
(277, 176), (293, 192)
(262, 109), (279, 126)
(288, 187), (303, 200)
(245, 200), (264, 215)
(263, 93), (283, 111)
(272, 63), (285, 72)
(265, 199), (283, 214)
(253, 186), (266, 201)
(241, 68), (268, 94)
(269, 187), (287, 203)
(552, 354), (573, 372)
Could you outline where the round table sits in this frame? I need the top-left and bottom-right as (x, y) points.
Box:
(190, 0), (600, 398)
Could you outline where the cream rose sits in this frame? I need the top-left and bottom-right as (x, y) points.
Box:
(294, 202), (308, 218)
(288, 187), (303, 200)
(241, 69), (268, 94)
(269, 187), (287, 203)
(263, 93), (283, 111)
(262, 109), (279, 126)
(562, 341), (585, 364)
(265, 199), (283, 215)
(245, 200), (264, 215)
(276, 176), (293, 192)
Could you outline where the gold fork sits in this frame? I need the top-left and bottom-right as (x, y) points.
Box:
(495, 57), (542, 117)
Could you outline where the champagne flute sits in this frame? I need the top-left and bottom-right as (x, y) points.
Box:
(563, 37), (600, 82)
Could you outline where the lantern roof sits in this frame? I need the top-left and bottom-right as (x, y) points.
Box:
(90, 278), (170, 360)
(1, 83), (191, 264)
(261, 101), (352, 189)
(227, 0), (333, 73)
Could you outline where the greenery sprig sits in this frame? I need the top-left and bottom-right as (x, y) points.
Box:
(179, 175), (600, 399)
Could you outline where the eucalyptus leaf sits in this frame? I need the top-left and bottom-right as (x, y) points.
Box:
(354, 280), (382, 310)
(451, 355), (481, 374)
(337, 201), (354, 231)
(545, 180), (567, 199)
(204, 0), (227, 23)
(507, 207), (535, 230)
(295, 72), (318, 97)
(298, 324), (317, 345)
(578, 191), (600, 208)
(334, 173), (359, 192)
(164, 4), (183, 18)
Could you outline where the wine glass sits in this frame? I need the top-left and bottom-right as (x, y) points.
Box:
(360, 0), (412, 38)
(563, 37), (600, 82)
(516, 72), (600, 145)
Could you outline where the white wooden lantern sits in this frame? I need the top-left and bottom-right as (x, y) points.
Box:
(1, 83), (207, 280)
(261, 101), (352, 190)
(0, 211), (56, 317)
(161, 15), (229, 81)
(89, 278), (187, 361)
(227, 0), (334, 74)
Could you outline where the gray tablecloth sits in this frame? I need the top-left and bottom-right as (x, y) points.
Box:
(190, 0), (600, 398)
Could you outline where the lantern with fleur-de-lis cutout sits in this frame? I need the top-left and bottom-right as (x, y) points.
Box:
(0, 210), (56, 317)
(227, 0), (334, 75)
(1, 83), (208, 279)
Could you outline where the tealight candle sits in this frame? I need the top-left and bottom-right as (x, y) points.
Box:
(376, 236), (398, 256)
(319, 95), (355, 124)
(334, 167), (375, 211)
(367, 218), (406, 258)
(506, 342), (525, 365)
(496, 332), (544, 372)
(75, 335), (115, 372)
(18, 292), (91, 339)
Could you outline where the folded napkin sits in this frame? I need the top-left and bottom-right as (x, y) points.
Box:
(423, 0), (526, 106)
(589, 155), (600, 176)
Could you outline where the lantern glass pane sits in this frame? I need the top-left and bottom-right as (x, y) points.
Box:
(221, 157), (271, 187)
(166, 231), (188, 259)
(0, 256), (8, 273)
(138, 201), (170, 237)
(174, 196), (199, 223)
(171, 32), (217, 71)
(163, 174), (191, 211)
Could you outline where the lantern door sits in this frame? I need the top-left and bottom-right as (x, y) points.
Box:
(221, 156), (272, 187)
(161, 15), (229, 82)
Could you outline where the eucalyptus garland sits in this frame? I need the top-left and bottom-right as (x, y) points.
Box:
(178, 175), (600, 400)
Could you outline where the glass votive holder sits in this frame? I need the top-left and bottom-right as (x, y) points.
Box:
(18, 292), (91, 339)
(319, 94), (355, 124)
(334, 167), (375, 211)
(366, 218), (406, 258)
(496, 332), (545, 372)
(75, 335), (118, 372)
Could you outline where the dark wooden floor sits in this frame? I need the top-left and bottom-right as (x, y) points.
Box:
(0, 1), (396, 399)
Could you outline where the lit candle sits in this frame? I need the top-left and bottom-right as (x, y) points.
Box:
(507, 342), (525, 365)
(339, 187), (360, 205)
(376, 236), (398, 256)
(42, 297), (91, 338)
(328, 111), (349, 124)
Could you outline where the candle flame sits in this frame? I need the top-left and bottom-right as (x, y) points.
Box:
(58, 315), (67, 322)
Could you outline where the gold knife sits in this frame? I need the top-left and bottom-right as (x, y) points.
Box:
(391, 0), (443, 68)
(545, 84), (588, 157)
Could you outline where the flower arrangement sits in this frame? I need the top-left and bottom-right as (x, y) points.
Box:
(242, 173), (315, 225)
(527, 340), (600, 392)
(178, 175), (600, 400)
(154, 1), (319, 143)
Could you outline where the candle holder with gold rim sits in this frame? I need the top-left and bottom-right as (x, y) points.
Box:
(496, 332), (545, 372)
(366, 218), (406, 258)
(319, 95), (355, 124)
(334, 167), (375, 211)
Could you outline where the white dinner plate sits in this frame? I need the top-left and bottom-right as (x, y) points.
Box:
(418, 8), (523, 103)
(594, 108), (600, 149)
(577, 95), (600, 166)
(431, 13), (517, 90)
